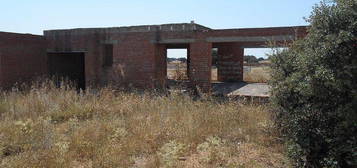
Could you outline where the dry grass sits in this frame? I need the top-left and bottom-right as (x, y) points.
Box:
(167, 62), (217, 82)
(0, 81), (290, 168)
(167, 62), (271, 83)
(243, 66), (271, 83)
(167, 62), (188, 80)
(211, 67), (218, 81)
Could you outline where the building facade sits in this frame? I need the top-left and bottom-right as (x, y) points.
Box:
(0, 23), (307, 91)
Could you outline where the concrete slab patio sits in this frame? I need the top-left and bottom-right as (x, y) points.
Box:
(212, 82), (270, 97)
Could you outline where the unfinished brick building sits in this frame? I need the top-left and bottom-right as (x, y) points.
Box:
(0, 23), (307, 91)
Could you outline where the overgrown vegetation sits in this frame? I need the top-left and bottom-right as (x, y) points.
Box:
(270, 0), (357, 167)
(171, 62), (188, 80)
(243, 66), (271, 83)
(0, 81), (290, 167)
(244, 55), (265, 64)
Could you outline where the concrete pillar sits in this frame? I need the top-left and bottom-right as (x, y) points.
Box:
(189, 42), (212, 92)
(217, 43), (244, 82)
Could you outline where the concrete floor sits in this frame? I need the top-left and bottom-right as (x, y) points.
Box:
(167, 80), (271, 97)
(212, 82), (270, 97)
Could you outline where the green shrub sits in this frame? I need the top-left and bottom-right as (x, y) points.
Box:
(270, 0), (357, 167)
(157, 140), (187, 168)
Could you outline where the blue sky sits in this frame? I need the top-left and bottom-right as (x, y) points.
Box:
(1, 0), (321, 58)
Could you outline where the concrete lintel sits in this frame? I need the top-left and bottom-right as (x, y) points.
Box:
(46, 49), (88, 53)
(239, 45), (269, 48)
(156, 38), (195, 44)
(101, 40), (119, 44)
(206, 35), (295, 43)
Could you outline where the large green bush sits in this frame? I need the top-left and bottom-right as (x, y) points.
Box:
(270, 0), (357, 167)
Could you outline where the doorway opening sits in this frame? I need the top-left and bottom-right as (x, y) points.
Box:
(165, 44), (190, 90)
(211, 48), (218, 82)
(166, 48), (188, 81)
(48, 52), (85, 90)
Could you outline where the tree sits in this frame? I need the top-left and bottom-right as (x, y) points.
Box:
(244, 55), (259, 63)
(177, 57), (187, 63)
(257, 57), (265, 62)
(270, 0), (357, 167)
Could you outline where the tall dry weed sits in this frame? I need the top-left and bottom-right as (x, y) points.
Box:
(0, 80), (290, 167)
(243, 66), (271, 83)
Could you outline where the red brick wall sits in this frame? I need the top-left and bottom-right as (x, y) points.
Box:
(189, 41), (212, 92)
(216, 43), (244, 82)
(112, 32), (158, 88)
(43, 25), (308, 91)
(154, 44), (167, 88)
(44, 31), (107, 87)
(0, 32), (47, 88)
(45, 30), (164, 89)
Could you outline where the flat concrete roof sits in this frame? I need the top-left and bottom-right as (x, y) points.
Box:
(44, 23), (211, 35)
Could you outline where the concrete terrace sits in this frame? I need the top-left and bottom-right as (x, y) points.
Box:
(212, 82), (270, 97)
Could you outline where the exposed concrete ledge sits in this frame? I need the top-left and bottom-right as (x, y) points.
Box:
(206, 35), (295, 43)
(156, 38), (196, 44)
(46, 49), (88, 53)
(101, 40), (119, 44)
(44, 23), (210, 36)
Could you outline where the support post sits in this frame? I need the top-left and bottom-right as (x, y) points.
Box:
(217, 43), (244, 82)
(189, 42), (212, 92)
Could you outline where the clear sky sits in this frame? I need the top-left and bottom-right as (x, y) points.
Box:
(1, 0), (321, 58)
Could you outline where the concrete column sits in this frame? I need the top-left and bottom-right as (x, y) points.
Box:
(217, 43), (244, 82)
(189, 42), (212, 92)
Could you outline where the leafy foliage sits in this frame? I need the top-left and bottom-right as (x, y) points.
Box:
(244, 55), (265, 64)
(167, 57), (187, 63)
(270, 0), (357, 167)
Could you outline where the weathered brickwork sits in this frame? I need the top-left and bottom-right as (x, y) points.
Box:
(0, 23), (308, 92)
(189, 41), (213, 91)
(216, 43), (244, 82)
(0, 32), (47, 88)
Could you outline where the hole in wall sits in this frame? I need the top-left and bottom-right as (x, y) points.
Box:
(211, 48), (218, 81)
(166, 48), (188, 81)
(103, 44), (113, 67)
(48, 52), (86, 90)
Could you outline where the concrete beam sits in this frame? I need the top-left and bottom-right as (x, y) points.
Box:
(206, 35), (295, 43)
(101, 40), (119, 44)
(46, 49), (88, 53)
(156, 38), (195, 44)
